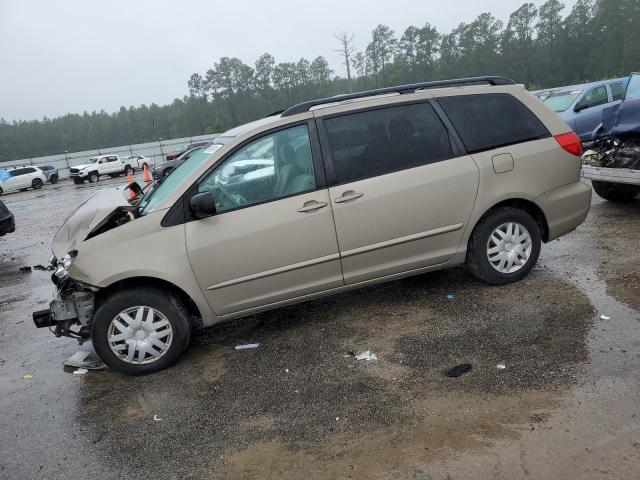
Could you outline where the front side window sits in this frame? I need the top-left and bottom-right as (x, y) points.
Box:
(324, 103), (454, 184)
(625, 74), (640, 101)
(198, 124), (315, 213)
(610, 81), (626, 101)
(439, 93), (549, 154)
(575, 85), (608, 110)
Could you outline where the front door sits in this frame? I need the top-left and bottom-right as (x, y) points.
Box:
(573, 85), (610, 141)
(185, 122), (343, 316)
(318, 101), (479, 285)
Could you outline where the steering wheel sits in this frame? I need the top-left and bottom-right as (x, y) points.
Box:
(213, 181), (246, 209)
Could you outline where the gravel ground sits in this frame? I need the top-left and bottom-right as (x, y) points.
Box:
(1, 176), (639, 479)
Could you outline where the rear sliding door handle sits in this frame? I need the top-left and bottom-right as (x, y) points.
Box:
(298, 200), (328, 213)
(334, 191), (364, 203)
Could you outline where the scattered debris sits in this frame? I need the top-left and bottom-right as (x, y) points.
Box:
(22, 374), (32, 380)
(600, 314), (611, 320)
(235, 343), (260, 350)
(153, 414), (162, 422)
(355, 351), (377, 361)
(335, 417), (340, 421)
(283, 368), (289, 373)
(73, 368), (88, 375)
(446, 293), (454, 300)
(33, 264), (55, 271)
(64, 351), (107, 370)
(445, 363), (473, 378)
(18, 266), (31, 272)
(496, 363), (506, 370)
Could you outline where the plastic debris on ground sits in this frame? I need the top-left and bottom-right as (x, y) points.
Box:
(446, 293), (454, 300)
(73, 368), (88, 375)
(445, 363), (473, 377)
(153, 415), (162, 422)
(600, 314), (611, 320)
(22, 374), (33, 380)
(235, 343), (260, 350)
(355, 351), (377, 361)
(64, 351), (107, 370)
(18, 266), (31, 272)
(496, 363), (506, 370)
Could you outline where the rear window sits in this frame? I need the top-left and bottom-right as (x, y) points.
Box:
(439, 93), (549, 153)
(324, 102), (454, 184)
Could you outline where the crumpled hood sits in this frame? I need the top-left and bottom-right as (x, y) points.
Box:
(52, 186), (133, 257)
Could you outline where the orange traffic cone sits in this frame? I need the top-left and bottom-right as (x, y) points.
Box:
(127, 171), (136, 199)
(143, 163), (152, 183)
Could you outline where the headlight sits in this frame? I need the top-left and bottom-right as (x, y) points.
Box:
(54, 254), (75, 279)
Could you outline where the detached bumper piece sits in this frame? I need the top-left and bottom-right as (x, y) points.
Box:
(32, 293), (95, 340)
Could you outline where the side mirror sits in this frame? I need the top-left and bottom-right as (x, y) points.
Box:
(190, 192), (216, 219)
(574, 104), (587, 112)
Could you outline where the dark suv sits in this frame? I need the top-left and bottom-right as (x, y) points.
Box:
(0, 199), (15, 236)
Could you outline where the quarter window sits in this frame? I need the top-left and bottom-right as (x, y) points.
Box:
(438, 93), (549, 153)
(324, 102), (454, 184)
(198, 124), (316, 213)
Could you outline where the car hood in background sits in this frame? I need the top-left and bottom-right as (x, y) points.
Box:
(70, 163), (94, 171)
(52, 186), (133, 256)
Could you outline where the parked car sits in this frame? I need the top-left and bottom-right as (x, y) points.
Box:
(0, 166), (47, 194)
(33, 76), (591, 375)
(0, 199), (15, 236)
(38, 165), (59, 184)
(582, 72), (640, 202)
(153, 146), (205, 180)
(69, 155), (134, 184)
(165, 141), (209, 161)
(543, 77), (628, 143)
(124, 155), (152, 170)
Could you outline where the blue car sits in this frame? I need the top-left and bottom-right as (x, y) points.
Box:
(543, 77), (629, 143)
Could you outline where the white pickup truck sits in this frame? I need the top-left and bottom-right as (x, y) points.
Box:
(69, 155), (149, 184)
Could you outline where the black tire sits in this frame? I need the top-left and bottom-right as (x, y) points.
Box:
(592, 181), (639, 203)
(163, 167), (175, 178)
(20, 188), (28, 192)
(0, 186), (3, 195)
(72, 177), (84, 185)
(92, 287), (192, 375)
(466, 207), (542, 285)
(32, 178), (43, 190)
(88, 172), (99, 183)
(49, 174), (59, 184)
(124, 165), (134, 176)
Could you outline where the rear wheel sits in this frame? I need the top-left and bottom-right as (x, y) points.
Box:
(49, 174), (59, 184)
(592, 181), (640, 203)
(32, 178), (43, 190)
(467, 207), (541, 285)
(92, 288), (192, 375)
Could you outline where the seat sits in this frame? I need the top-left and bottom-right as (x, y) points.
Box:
(273, 144), (301, 197)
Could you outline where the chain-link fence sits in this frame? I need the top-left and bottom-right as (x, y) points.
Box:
(1, 134), (220, 179)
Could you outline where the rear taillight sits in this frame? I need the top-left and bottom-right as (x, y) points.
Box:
(554, 132), (583, 157)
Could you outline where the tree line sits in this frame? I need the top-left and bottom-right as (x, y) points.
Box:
(1, 0), (639, 163)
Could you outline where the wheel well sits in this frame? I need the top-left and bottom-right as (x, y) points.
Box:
(95, 277), (203, 329)
(474, 199), (550, 242)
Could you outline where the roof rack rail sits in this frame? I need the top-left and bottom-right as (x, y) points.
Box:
(264, 109), (286, 118)
(281, 76), (516, 117)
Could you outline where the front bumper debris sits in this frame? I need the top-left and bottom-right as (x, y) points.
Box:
(32, 291), (95, 341)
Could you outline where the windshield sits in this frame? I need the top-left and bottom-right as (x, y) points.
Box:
(138, 144), (223, 214)
(625, 74), (640, 101)
(88, 157), (98, 163)
(544, 90), (582, 112)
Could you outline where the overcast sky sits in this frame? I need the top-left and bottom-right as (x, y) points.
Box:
(0, 0), (577, 121)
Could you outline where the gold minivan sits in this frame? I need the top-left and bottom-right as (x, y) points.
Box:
(33, 77), (592, 375)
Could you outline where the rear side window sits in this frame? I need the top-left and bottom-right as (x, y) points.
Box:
(438, 93), (549, 154)
(324, 102), (454, 184)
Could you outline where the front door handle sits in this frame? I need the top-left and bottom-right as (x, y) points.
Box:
(334, 191), (364, 203)
(298, 200), (328, 213)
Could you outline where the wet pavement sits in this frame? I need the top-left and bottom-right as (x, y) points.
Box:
(1, 177), (639, 479)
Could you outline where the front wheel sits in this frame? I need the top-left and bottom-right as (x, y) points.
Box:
(592, 181), (639, 203)
(72, 177), (84, 185)
(88, 172), (99, 183)
(124, 165), (134, 176)
(466, 207), (541, 285)
(91, 288), (192, 375)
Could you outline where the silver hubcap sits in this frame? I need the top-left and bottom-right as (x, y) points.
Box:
(487, 222), (532, 274)
(108, 306), (173, 364)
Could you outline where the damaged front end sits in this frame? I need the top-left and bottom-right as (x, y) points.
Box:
(33, 252), (98, 341)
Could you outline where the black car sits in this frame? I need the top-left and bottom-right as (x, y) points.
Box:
(0, 199), (15, 236)
(152, 145), (206, 181)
